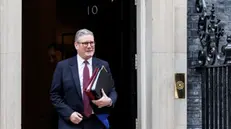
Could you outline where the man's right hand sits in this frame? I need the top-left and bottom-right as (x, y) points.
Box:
(70, 112), (83, 124)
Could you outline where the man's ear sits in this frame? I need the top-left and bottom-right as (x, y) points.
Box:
(74, 42), (79, 49)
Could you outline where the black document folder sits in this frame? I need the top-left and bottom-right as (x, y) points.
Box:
(84, 65), (114, 100)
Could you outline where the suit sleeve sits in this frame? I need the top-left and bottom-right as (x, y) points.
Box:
(105, 62), (118, 107)
(50, 62), (74, 121)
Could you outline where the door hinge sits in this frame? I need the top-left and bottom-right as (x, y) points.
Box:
(135, 54), (138, 70)
(134, 0), (137, 5)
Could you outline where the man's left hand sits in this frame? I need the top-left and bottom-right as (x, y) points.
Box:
(92, 89), (112, 108)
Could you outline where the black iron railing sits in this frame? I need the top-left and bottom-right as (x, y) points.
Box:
(201, 66), (231, 129)
(194, 3), (231, 129)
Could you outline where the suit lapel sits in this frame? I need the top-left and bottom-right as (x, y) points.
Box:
(69, 56), (82, 100)
(92, 57), (100, 72)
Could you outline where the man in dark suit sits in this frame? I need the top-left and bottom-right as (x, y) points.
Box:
(50, 29), (117, 129)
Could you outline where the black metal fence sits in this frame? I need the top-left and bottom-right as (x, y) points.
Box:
(194, 3), (231, 129)
(201, 66), (231, 129)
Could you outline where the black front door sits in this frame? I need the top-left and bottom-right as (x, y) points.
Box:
(57, 0), (137, 128)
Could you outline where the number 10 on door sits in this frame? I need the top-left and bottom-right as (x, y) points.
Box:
(87, 5), (98, 15)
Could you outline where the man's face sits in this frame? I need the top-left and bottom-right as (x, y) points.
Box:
(74, 35), (95, 60)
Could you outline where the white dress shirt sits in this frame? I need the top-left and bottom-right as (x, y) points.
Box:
(77, 54), (93, 96)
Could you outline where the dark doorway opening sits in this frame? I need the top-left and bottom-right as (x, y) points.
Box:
(22, 0), (137, 129)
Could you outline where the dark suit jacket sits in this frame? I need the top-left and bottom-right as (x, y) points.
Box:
(50, 56), (117, 129)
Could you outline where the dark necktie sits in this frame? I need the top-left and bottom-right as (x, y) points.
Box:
(83, 60), (92, 117)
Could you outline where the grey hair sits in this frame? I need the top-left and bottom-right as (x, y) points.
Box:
(74, 29), (94, 43)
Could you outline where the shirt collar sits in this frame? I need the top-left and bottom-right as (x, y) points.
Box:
(77, 54), (92, 66)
